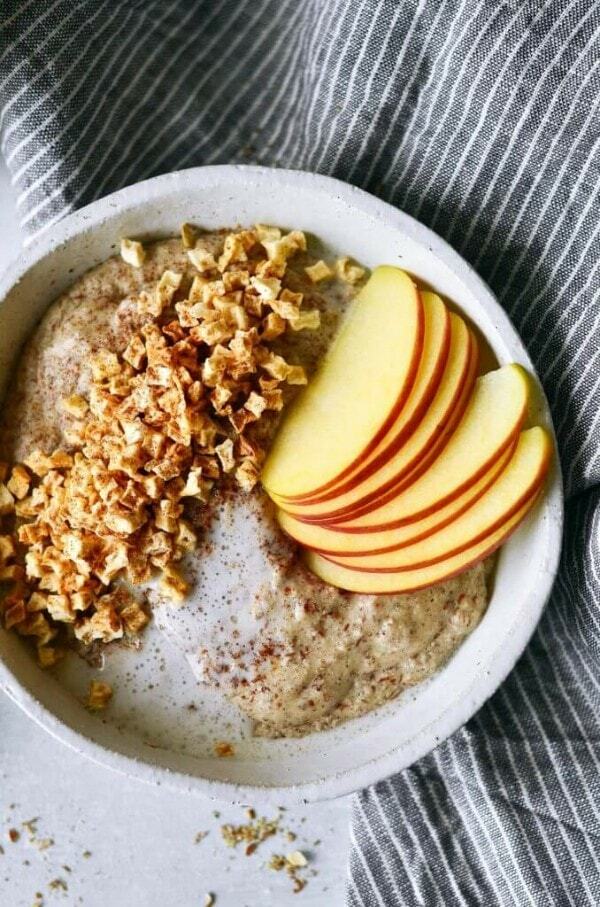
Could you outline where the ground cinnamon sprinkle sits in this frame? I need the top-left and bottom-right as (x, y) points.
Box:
(0, 226), (321, 666)
(213, 741), (235, 758)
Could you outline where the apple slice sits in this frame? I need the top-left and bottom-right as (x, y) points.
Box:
(261, 266), (424, 498)
(328, 428), (551, 571)
(289, 291), (451, 503)
(276, 441), (515, 555)
(305, 490), (542, 594)
(302, 362), (530, 531)
(275, 313), (475, 520)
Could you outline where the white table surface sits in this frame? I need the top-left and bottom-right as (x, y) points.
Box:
(0, 161), (351, 907)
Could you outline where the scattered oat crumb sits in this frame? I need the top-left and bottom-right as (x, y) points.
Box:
(86, 680), (113, 711)
(212, 811), (220, 819)
(267, 849), (310, 892)
(214, 741), (235, 758)
(22, 818), (39, 837)
(287, 850), (308, 868)
(8, 828), (20, 843)
(220, 813), (279, 851)
(82, 850), (92, 858)
(32, 893), (43, 907)
(34, 837), (54, 851)
(197, 808), (319, 894)
(213, 805), (315, 892)
(0, 844), (4, 854)
(204, 894), (215, 907)
(62, 865), (72, 873)
(48, 878), (68, 892)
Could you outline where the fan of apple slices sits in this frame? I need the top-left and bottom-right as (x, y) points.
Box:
(261, 266), (552, 594)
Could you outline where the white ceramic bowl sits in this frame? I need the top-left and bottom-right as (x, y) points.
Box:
(0, 166), (563, 804)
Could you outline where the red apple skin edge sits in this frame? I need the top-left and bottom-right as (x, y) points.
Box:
(327, 451), (551, 573)
(296, 335), (478, 524)
(282, 442), (516, 557)
(309, 490), (543, 596)
(284, 302), (452, 505)
(317, 419), (524, 531)
(293, 333), (483, 527)
(274, 286), (426, 504)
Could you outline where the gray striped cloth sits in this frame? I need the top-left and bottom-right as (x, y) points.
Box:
(1, 1), (599, 903)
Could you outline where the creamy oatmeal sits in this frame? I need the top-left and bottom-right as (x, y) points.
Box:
(0, 229), (488, 737)
(160, 490), (488, 738)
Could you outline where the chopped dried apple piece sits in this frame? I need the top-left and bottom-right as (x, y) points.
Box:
(180, 222), (197, 249)
(0, 483), (15, 515)
(37, 646), (65, 669)
(60, 394), (89, 418)
(305, 260), (333, 282)
(285, 365), (307, 385)
(335, 256), (366, 284)
(215, 438), (235, 473)
(235, 459), (260, 492)
(0, 564), (25, 582)
(4, 601), (26, 630)
(86, 680), (113, 711)
(250, 276), (281, 301)
(188, 246), (218, 273)
(75, 603), (123, 645)
(120, 238), (146, 267)
(120, 601), (149, 635)
(7, 464), (31, 500)
(254, 224), (281, 242)
(288, 309), (320, 331)
(160, 564), (188, 602)
(0, 535), (16, 564)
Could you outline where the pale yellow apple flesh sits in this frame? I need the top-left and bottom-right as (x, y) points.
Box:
(312, 363), (529, 529)
(304, 491), (541, 594)
(274, 314), (475, 520)
(261, 266), (424, 498)
(276, 442), (515, 555)
(328, 427), (550, 570)
(285, 291), (451, 503)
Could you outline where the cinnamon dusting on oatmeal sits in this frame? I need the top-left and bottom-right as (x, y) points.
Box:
(214, 741), (235, 758)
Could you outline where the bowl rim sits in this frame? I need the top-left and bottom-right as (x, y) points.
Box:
(0, 165), (564, 804)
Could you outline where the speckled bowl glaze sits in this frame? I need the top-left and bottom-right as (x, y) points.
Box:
(0, 166), (563, 804)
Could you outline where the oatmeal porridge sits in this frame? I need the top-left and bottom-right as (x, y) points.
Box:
(0, 226), (488, 737)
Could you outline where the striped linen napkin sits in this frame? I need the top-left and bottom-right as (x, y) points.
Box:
(1, 2), (599, 903)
